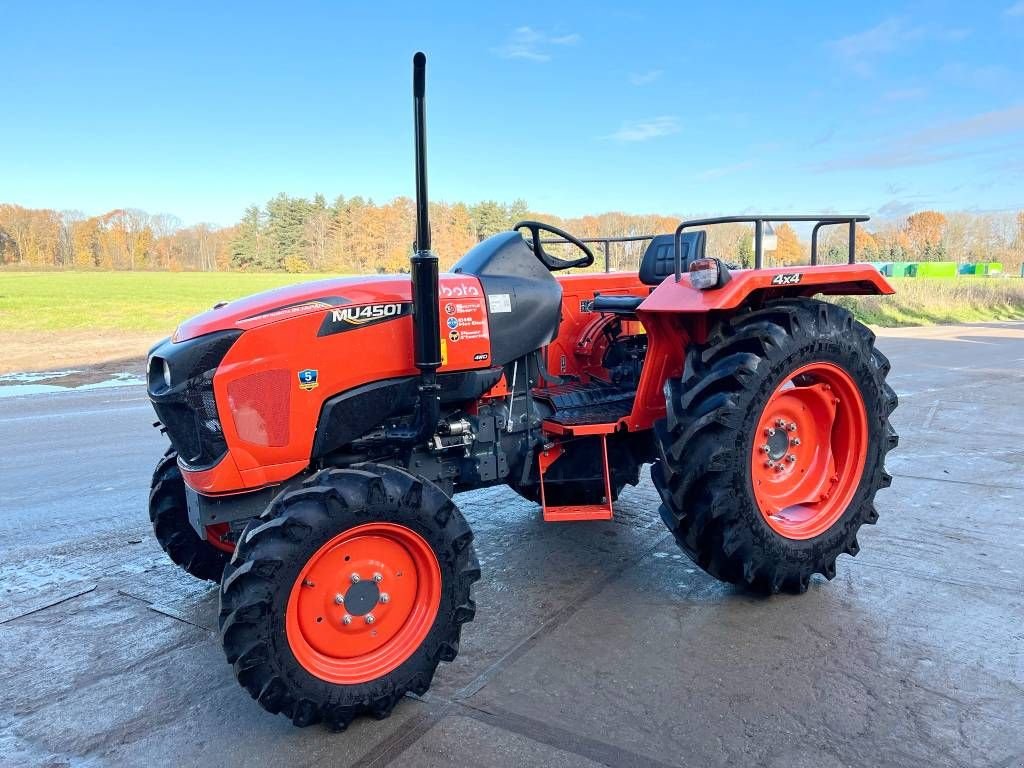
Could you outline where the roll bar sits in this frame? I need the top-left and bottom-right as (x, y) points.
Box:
(673, 215), (870, 281)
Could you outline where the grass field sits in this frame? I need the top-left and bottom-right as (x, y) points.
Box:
(834, 277), (1024, 326)
(1, 271), (1023, 335)
(0, 271), (340, 332)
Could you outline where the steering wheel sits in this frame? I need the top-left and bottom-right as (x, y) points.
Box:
(513, 220), (595, 271)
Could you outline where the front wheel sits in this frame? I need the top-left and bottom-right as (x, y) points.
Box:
(653, 298), (898, 594)
(219, 464), (480, 729)
(150, 449), (233, 582)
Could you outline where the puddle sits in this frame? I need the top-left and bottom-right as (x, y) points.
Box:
(0, 370), (144, 398)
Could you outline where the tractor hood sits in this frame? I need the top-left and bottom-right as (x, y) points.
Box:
(172, 273), (486, 343)
(173, 275), (411, 342)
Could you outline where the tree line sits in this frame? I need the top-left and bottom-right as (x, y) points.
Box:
(1, 198), (1021, 274)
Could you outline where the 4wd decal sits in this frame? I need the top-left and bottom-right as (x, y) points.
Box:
(770, 273), (803, 286)
(317, 302), (411, 336)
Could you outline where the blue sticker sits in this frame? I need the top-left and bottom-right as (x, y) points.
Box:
(298, 369), (319, 391)
(447, 316), (459, 329)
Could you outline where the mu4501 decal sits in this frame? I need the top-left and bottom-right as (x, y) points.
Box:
(318, 302), (411, 336)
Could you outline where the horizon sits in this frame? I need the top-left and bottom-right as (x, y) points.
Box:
(3, 2), (1023, 227)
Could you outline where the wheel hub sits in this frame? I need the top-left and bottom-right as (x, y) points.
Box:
(342, 579), (380, 616)
(285, 522), (441, 685)
(751, 363), (868, 540)
(765, 427), (792, 461)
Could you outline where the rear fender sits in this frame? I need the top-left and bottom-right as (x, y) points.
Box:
(637, 264), (893, 315)
(625, 264), (892, 431)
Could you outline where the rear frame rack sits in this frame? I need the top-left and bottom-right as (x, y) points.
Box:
(673, 215), (870, 281)
(538, 214), (871, 278)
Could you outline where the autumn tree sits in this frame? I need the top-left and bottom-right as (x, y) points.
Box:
(904, 211), (947, 260)
(771, 223), (805, 265)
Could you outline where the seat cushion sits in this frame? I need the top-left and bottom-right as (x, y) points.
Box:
(591, 294), (644, 315)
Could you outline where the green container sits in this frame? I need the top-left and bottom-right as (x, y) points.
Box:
(888, 262), (914, 277)
(959, 263), (976, 275)
(987, 262), (1003, 276)
(913, 262), (957, 278)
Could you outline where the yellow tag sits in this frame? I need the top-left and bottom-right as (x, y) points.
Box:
(440, 337), (448, 366)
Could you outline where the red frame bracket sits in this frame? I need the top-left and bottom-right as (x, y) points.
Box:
(538, 436), (614, 522)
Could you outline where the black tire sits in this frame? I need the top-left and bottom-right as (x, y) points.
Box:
(653, 298), (898, 594)
(150, 449), (230, 582)
(219, 463), (480, 729)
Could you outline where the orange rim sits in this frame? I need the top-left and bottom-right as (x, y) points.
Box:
(286, 522), (441, 685)
(206, 523), (235, 554)
(750, 362), (868, 540)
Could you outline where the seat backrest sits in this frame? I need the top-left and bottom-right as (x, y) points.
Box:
(638, 231), (707, 286)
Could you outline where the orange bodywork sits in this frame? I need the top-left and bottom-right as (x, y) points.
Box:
(180, 274), (490, 493)
(177, 262), (892, 497)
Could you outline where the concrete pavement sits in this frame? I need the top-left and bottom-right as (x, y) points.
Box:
(1, 323), (1022, 767)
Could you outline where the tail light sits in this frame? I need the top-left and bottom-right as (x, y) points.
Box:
(689, 258), (732, 290)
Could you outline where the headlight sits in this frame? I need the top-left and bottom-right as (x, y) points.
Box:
(162, 359), (172, 389)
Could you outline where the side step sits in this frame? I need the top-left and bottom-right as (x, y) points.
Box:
(537, 435), (614, 522)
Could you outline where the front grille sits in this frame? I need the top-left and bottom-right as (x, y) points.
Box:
(149, 330), (241, 470)
(153, 372), (229, 468)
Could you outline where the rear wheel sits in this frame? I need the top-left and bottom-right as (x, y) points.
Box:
(150, 449), (232, 582)
(219, 464), (479, 729)
(653, 298), (898, 594)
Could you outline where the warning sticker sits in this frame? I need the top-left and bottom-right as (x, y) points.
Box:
(488, 293), (512, 314)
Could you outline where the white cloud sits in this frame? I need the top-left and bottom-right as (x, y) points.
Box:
(828, 18), (970, 75)
(694, 161), (754, 181)
(493, 27), (580, 62)
(604, 116), (680, 143)
(877, 199), (922, 218)
(882, 87), (928, 102)
(1006, 1), (1024, 16)
(810, 103), (1024, 171)
(629, 69), (663, 86)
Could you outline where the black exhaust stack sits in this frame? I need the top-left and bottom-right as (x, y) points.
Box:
(411, 52), (441, 376)
(389, 52), (441, 444)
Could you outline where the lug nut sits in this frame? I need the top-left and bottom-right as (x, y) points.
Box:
(350, 573), (360, 584)
(365, 613), (376, 624)
(765, 460), (775, 468)
(776, 418), (786, 427)
(765, 427), (776, 437)
(774, 464), (784, 472)
(342, 614), (352, 625)
(372, 572), (383, 583)
(786, 454), (797, 462)
(761, 443), (771, 453)
(791, 437), (801, 446)
(334, 594), (345, 605)
(379, 592), (390, 604)
(787, 422), (797, 432)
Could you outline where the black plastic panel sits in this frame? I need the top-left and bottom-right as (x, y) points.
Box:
(452, 232), (563, 366)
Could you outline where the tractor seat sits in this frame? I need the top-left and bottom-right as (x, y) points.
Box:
(590, 230), (708, 316)
(637, 231), (707, 285)
(591, 293), (644, 315)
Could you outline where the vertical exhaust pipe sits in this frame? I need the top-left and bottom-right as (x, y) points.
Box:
(411, 51), (441, 376)
(389, 52), (441, 445)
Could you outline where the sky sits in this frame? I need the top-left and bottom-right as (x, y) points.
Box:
(2, 1), (1023, 227)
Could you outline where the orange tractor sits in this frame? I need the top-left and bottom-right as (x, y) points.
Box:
(147, 54), (897, 729)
